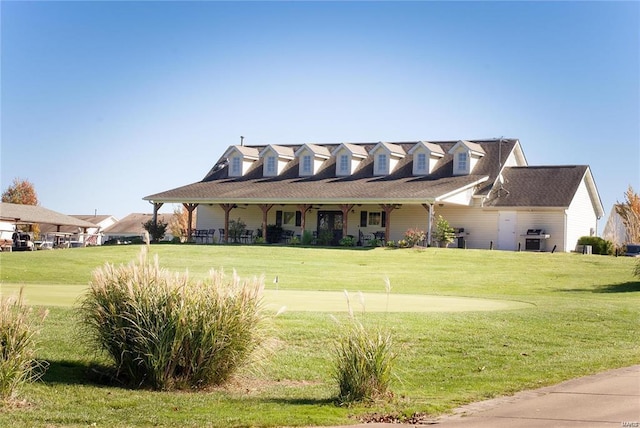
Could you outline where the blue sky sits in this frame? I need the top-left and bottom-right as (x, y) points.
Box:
(2, 1), (638, 231)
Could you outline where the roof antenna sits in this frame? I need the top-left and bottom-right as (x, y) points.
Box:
(240, 136), (244, 146)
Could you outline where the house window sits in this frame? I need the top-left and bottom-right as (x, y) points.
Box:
(339, 154), (349, 173)
(416, 153), (426, 172)
(231, 157), (241, 175)
(377, 154), (387, 174)
(266, 156), (276, 174)
(283, 211), (295, 225)
(457, 152), (468, 171)
(368, 212), (381, 226)
(302, 155), (312, 174)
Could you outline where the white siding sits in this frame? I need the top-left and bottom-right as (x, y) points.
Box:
(434, 205), (498, 249)
(515, 210), (565, 252)
(565, 178), (598, 252)
(194, 200), (580, 252)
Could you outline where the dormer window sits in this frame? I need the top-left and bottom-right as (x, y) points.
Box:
(331, 143), (368, 176)
(448, 140), (485, 176)
(260, 144), (295, 177)
(266, 156), (276, 175)
(302, 155), (312, 174)
(408, 141), (445, 176)
(231, 157), (241, 175)
(371, 142), (405, 176)
(457, 152), (468, 172)
(223, 145), (260, 177)
(416, 153), (426, 172)
(339, 154), (349, 174)
(294, 143), (331, 176)
(377, 154), (388, 174)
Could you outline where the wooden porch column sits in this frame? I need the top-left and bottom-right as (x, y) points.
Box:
(152, 202), (164, 227)
(339, 204), (355, 239)
(380, 204), (399, 242)
(422, 203), (435, 246)
(182, 203), (198, 242)
(219, 204), (235, 243)
(297, 204), (313, 236)
(257, 204), (274, 241)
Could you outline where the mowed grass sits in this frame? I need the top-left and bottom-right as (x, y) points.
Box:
(0, 245), (639, 427)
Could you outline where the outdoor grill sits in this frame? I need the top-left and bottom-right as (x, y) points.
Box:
(453, 227), (466, 249)
(524, 229), (550, 251)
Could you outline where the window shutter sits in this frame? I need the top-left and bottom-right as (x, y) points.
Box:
(360, 211), (368, 227)
(276, 210), (283, 227)
(295, 211), (302, 227)
(381, 211), (386, 227)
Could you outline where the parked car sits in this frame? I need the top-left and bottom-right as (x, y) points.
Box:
(624, 244), (640, 257)
(12, 232), (35, 251)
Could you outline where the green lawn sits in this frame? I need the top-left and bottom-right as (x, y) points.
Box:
(0, 245), (638, 427)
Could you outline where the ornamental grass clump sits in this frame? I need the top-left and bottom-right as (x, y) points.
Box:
(78, 248), (266, 390)
(332, 289), (395, 405)
(0, 289), (48, 404)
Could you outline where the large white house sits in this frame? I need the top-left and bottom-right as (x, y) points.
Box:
(144, 138), (604, 252)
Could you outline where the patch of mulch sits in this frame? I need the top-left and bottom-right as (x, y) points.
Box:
(355, 412), (435, 424)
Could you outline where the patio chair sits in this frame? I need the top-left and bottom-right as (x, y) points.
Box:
(241, 229), (253, 244)
(218, 228), (226, 243)
(373, 231), (386, 246)
(207, 229), (216, 244)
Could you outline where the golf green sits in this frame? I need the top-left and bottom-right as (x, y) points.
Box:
(1, 283), (531, 312)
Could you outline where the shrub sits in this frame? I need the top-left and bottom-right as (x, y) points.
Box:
(0, 289), (48, 403)
(434, 215), (455, 246)
(301, 230), (314, 245)
(577, 236), (614, 255)
(397, 239), (409, 248)
(228, 218), (246, 243)
(317, 227), (334, 246)
(332, 291), (395, 404)
(339, 235), (355, 247)
(142, 219), (168, 243)
(78, 248), (267, 390)
(403, 228), (426, 247)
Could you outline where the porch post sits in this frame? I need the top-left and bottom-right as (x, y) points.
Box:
(338, 204), (355, 240)
(219, 204), (235, 243)
(182, 203), (198, 242)
(258, 204), (274, 241)
(297, 204), (313, 236)
(152, 202), (164, 227)
(422, 203), (434, 246)
(380, 204), (398, 243)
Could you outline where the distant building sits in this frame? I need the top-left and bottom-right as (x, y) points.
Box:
(602, 205), (630, 247)
(103, 213), (174, 243)
(39, 214), (117, 246)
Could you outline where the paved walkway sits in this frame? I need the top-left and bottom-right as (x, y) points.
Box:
(325, 364), (640, 427)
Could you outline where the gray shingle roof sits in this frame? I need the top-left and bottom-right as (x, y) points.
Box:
(0, 203), (97, 228)
(484, 166), (588, 207)
(102, 213), (173, 235)
(144, 139), (519, 204)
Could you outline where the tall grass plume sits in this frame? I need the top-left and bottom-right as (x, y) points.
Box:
(78, 247), (267, 390)
(332, 286), (395, 405)
(0, 288), (48, 404)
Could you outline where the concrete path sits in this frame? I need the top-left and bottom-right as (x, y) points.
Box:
(324, 364), (640, 427)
